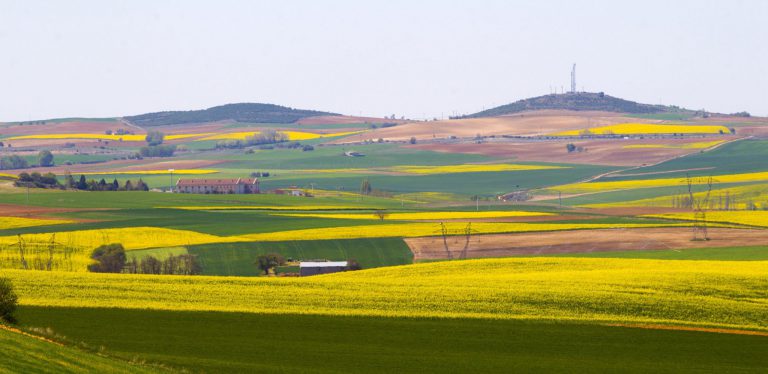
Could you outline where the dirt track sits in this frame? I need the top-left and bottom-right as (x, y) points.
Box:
(405, 227), (768, 260)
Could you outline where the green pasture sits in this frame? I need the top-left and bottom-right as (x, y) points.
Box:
(16, 307), (768, 373)
(185, 237), (413, 275)
(601, 139), (768, 181)
(0, 324), (162, 373)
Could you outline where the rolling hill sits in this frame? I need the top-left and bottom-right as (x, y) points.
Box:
(124, 103), (338, 127)
(461, 92), (694, 118)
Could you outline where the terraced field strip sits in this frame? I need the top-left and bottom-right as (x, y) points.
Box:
(551, 123), (731, 136)
(78, 169), (218, 175)
(199, 130), (363, 141)
(643, 211), (768, 228)
(0, 216), (73, 229)
(548, 171), (768, 194)
(6, 258), (767, 331)
(622, 140), (725, 149)
(275, 211), (554, 220)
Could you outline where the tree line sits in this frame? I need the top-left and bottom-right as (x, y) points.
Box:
(88, 243), (202, 275)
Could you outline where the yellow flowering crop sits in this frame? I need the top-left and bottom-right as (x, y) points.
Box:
(0, 216), (73, 229)
(276, 211), (554, 220)
(240, 222), (689, 242)
(392, 164), (567, 174)
(583, 183), (768, 209)
(78, 169), (218, 175)
(643, 211), (768, 228)
(622, 140), (725, 149)
(550, 171), (768, 194)
(0, 173), (18, 179)
(551, 123), (731, 136)
(5, 257), (767, 331)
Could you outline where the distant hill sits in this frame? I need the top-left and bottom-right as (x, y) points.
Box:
(124, 103), (338, 127)
(461, 92), (692, 118)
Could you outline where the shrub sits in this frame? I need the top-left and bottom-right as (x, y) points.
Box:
(0, 278), (18, 323)
(88, 243), (126, 273)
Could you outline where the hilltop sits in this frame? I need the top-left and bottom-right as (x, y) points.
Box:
(461, 92), (693, 118)
(124, 103), (338, 127)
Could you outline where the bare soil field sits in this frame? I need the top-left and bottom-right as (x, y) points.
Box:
(408, 136), (735, 166)
(332, 110), (655, 143)
(405, 227), (768, 260)
(0, 120), (120, 136)
(0, 203), (91, 219)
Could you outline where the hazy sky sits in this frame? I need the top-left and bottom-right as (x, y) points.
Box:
(1, 0), (766, 121)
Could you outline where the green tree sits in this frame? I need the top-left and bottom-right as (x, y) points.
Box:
(88, 243), (127, 273)
(145, 130), (165, 146)
(254, 253), (286, 275)
(0, 278), (17, 323)
(38, 150), (54, 167)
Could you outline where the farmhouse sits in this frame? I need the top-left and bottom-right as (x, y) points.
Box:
(176, 178), (259, 194)
(299, 261), (348, 276)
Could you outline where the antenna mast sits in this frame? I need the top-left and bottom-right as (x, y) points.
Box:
(570, 63), (576, 93)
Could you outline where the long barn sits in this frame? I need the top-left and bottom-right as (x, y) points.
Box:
(175, 178), (260, 194)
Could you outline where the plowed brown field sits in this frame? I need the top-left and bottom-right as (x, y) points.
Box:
(405, 227), (768, 260)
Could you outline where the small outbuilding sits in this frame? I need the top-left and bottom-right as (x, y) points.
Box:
(299, 261), (348, 276)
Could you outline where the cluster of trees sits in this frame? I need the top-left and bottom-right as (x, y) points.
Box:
(63, 174), (149, 191)
(249, 171), (271, 178)
(139, 144), (176, 157)
(88, 243), (202, 275)
(215, 129), (289, 149)
(15, 172), (60, 188)
(0, 155), (28, 170)
(124, 254), (202, 275)
(0, 151), (55, 170)
(124, 103), (335, 127)
(105, 128), (134, 135)
(566, 143), (585, 153)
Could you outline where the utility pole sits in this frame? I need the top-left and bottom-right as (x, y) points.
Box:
(168, 169), (175, 193)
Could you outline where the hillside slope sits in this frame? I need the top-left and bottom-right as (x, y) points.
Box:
(0, 326), (162, 373)
(124, 103), (338, 127)
(463, 92), (689, 118)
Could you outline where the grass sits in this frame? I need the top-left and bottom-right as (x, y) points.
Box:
(0, 324), (162, 373)
(16, 307), (768, 373)
(605, 139), (768, 180)
(627, 113), (692, 121)
(184, 238), (413, 275)
(5, 258), (766, 330)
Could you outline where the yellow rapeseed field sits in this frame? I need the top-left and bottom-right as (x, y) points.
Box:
(583, 183), (768, 209)
(240, 222), (689, 241)
(549, 171), (768, 194)
(0, 173), (18, 179)
(622, 140), (725, 149)
(643, 211), (768, 228)
(78, 169), (218, 175)
(0, 227), (241, 271)
(392, 164), (567, 174)
(276, 211), (554, 220)
(5, 258), (767, 331)
(551, 123), (731, 136)
(0, 216), (73, 229)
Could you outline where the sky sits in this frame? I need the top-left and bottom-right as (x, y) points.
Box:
(1, 0), (766, 121)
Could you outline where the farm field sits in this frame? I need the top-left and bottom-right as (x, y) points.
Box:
(14, 307), (768, 373)
(2, 109), (768, 372)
